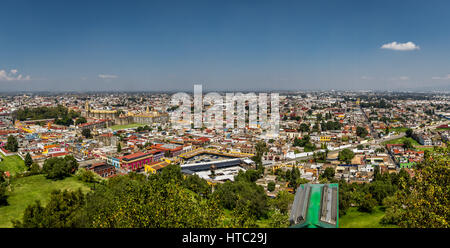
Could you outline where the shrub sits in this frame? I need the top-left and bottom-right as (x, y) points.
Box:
(267, 182), (276, 192)
(75, 168), (101, 183)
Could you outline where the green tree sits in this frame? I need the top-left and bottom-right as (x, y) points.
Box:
(338, 180), (353, 216)
(85, 175), (223, 228)
(42, 156), (79, 180)
(357, 193), (377, 213)
(15, 105), (79, 124)
(267, 181), (275, 192)
(24, 152), (33, 168)
(368, 180), (396, 205)
(75, 117), (87, 125)
(81, 129), (92, 138)
(268, 209), (289, 228)
(183, 174), (211, 196)
(213, 180), (269, 219)
(228, 199), (258, 228)
(13, 189), (86, 228)
(320, 167), (336, 181)
(403, 139), (414, 149)
(338, 149), (355, 164)
(298, 123), (310, 133)
(304, 142), (316, 152)
(270, 190), (295, 214)
(382, 146), (450, 227)
(75, 168), (100, 183)
(293, 135), (310, 147)
(29, 162), (41, 175)
(356, 126), (368, 138)
(117, 142), (122, 153)
(253, 141), (268, 173)
(373, 165), (382, 181)
(313, 151), (327, 163)
(158, 163), (183, 184)
(6, 135), (18, 152)
(405, 128), (413, 138)
(288, 167), (301, 188)
(235, 169), (261, 183)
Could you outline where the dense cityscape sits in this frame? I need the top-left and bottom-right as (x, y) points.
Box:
(0, 91), (448, 228)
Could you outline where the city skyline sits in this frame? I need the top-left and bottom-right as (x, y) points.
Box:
(1, 0), (450, 92)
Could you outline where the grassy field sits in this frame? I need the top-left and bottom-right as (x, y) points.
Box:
(110, 123), (147, 130)
(0, 175), (90, 228)
(382, 137), (419, 146)
(0, 155), (27, 176)
(390, 127), (408, 133)
(415, 146), (435, 152)
(339, 206), (397, 228)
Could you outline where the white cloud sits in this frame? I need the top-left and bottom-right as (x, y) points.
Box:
(381, 41), (420, 51)
(389, 76), (409, 81)
(432, 74), (450, 80)
(0, 69), (31, 81)
(98, 74), (118, 79)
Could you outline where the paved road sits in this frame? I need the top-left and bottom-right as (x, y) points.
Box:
(360, 106), (378, 139)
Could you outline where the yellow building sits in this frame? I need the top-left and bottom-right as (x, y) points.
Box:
(144, 161), (170, 174)
(320, 136), (331, 142)
(128, 106), (169, 125)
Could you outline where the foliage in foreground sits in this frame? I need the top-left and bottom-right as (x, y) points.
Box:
(13, 159), (296, 228)
(13, 189), (86, 228)
(381, 146), (450, 228)
(13, 172), (223, 228)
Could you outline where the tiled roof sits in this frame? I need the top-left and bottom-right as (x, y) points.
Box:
(121, 151), (151, 161)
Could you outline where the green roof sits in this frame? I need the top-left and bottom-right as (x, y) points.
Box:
(400, 162), (415, 168)
(289, 183), (339, 228)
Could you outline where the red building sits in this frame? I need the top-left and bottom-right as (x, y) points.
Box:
(120, 152), (153, 172)
(86, 162), (116, 178)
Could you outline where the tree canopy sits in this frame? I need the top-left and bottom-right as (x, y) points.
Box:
(338, 149), (355, 164)
(15, 105), (80, 126)
(356, 126), (368, 138)
(42, 156), (79, 180)
(5, 135), (18, 152)
(381, 146), (450, 227)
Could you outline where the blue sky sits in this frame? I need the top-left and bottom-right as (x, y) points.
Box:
(1, 0), (450, 91)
